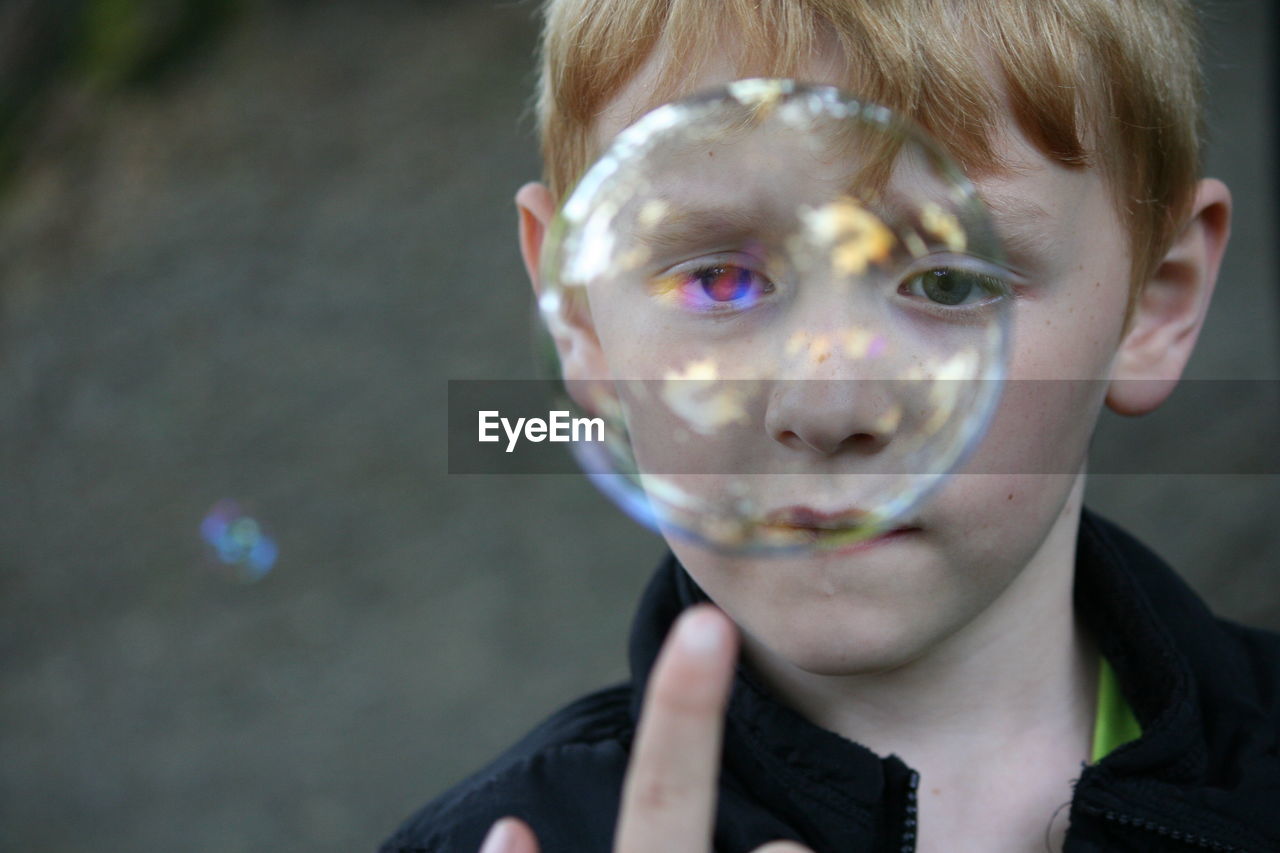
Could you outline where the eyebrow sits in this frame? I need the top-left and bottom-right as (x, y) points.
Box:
(980, 194), (1055, 263)
(634, 202), (782, 258)
(982, 193), (1051, 226)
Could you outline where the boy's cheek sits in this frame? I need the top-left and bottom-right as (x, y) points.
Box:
(922, 472), (1082, 572)
(1004, 258), (1131, 380)
(961, 373), (1107, 477)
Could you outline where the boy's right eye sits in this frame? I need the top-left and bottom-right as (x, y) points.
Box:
(649, 261), (777, 314)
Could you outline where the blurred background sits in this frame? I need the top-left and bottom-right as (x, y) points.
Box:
(0, 1), (1276, 851)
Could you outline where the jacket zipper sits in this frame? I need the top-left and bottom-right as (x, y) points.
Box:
(891, 775), (1243, 852)
(893, 779), (1243, 852)
(1085, 803), (1242, 851)
(898, 770), (919, 853)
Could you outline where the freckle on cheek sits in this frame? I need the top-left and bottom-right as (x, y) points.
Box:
(1007, 493), (1014, 501)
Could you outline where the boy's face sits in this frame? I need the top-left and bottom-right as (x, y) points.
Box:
(521, 35), (1225, 677)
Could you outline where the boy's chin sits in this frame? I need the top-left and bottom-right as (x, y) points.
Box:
(667, 534), (970, 675)
(741, 608), (947, 678)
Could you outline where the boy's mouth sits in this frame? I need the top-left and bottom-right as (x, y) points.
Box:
(759, 505), (916, 534)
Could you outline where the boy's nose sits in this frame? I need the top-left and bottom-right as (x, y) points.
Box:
(764, 379), (899, 457)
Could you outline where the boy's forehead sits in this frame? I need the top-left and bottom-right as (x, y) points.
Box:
(591, 25), (847, 154)
(588, 35), (1113, 272)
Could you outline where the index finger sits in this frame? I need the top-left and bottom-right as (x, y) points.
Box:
(614, 605), (739, 853)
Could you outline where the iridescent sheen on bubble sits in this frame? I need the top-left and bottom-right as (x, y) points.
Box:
(200, 500), (277, 582)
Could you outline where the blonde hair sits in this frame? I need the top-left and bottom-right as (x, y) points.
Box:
(532, 0), (1204, 320)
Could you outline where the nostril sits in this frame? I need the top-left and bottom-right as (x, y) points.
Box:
(834, 432), (888, 454)
(777, 429), (885, 456)
(776, 430), (806, 451)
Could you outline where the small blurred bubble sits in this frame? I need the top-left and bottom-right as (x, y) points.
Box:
(200, 500), (277, 582)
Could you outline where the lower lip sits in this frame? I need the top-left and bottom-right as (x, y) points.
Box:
(828, 527), (917, 555)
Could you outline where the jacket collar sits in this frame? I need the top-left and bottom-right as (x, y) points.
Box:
(625, 507), (1280, 850)
(1067, 511), (1280, 850)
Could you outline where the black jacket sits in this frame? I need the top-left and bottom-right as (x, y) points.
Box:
(380, 509), (1280, 852)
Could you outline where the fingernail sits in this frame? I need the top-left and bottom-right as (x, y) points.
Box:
(479, 818), (514, 853)
(678, 607), (725, 655)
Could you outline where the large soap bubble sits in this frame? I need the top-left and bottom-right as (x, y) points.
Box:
(538, 79), (1012, 555)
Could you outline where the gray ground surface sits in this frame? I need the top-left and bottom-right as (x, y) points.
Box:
(1, 2), (1276, 851)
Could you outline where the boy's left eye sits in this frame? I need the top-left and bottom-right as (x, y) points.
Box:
(899, 267), (1008, 307)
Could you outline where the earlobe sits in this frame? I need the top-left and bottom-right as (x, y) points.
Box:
(1105, 178), (1232, 416)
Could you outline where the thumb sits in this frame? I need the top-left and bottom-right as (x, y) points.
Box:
(753, 843), (814, 853)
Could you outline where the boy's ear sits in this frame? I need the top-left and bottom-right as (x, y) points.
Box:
(516, 182), (556, 296)
(1105, 178), (1232, 416)
(515, 182), (610, 385)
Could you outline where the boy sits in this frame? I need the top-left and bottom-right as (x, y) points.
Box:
(382, 1), (1280, 850)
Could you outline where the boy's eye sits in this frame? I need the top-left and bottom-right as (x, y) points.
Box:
(900, 267), (1008, 308)
(694, 266), (768, 302)
(652, 263), (776, 313)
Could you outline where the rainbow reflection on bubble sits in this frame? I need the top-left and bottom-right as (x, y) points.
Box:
(200, 500), (277, 582)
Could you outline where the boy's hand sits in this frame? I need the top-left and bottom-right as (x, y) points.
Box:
(477, 605), (813, 853)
